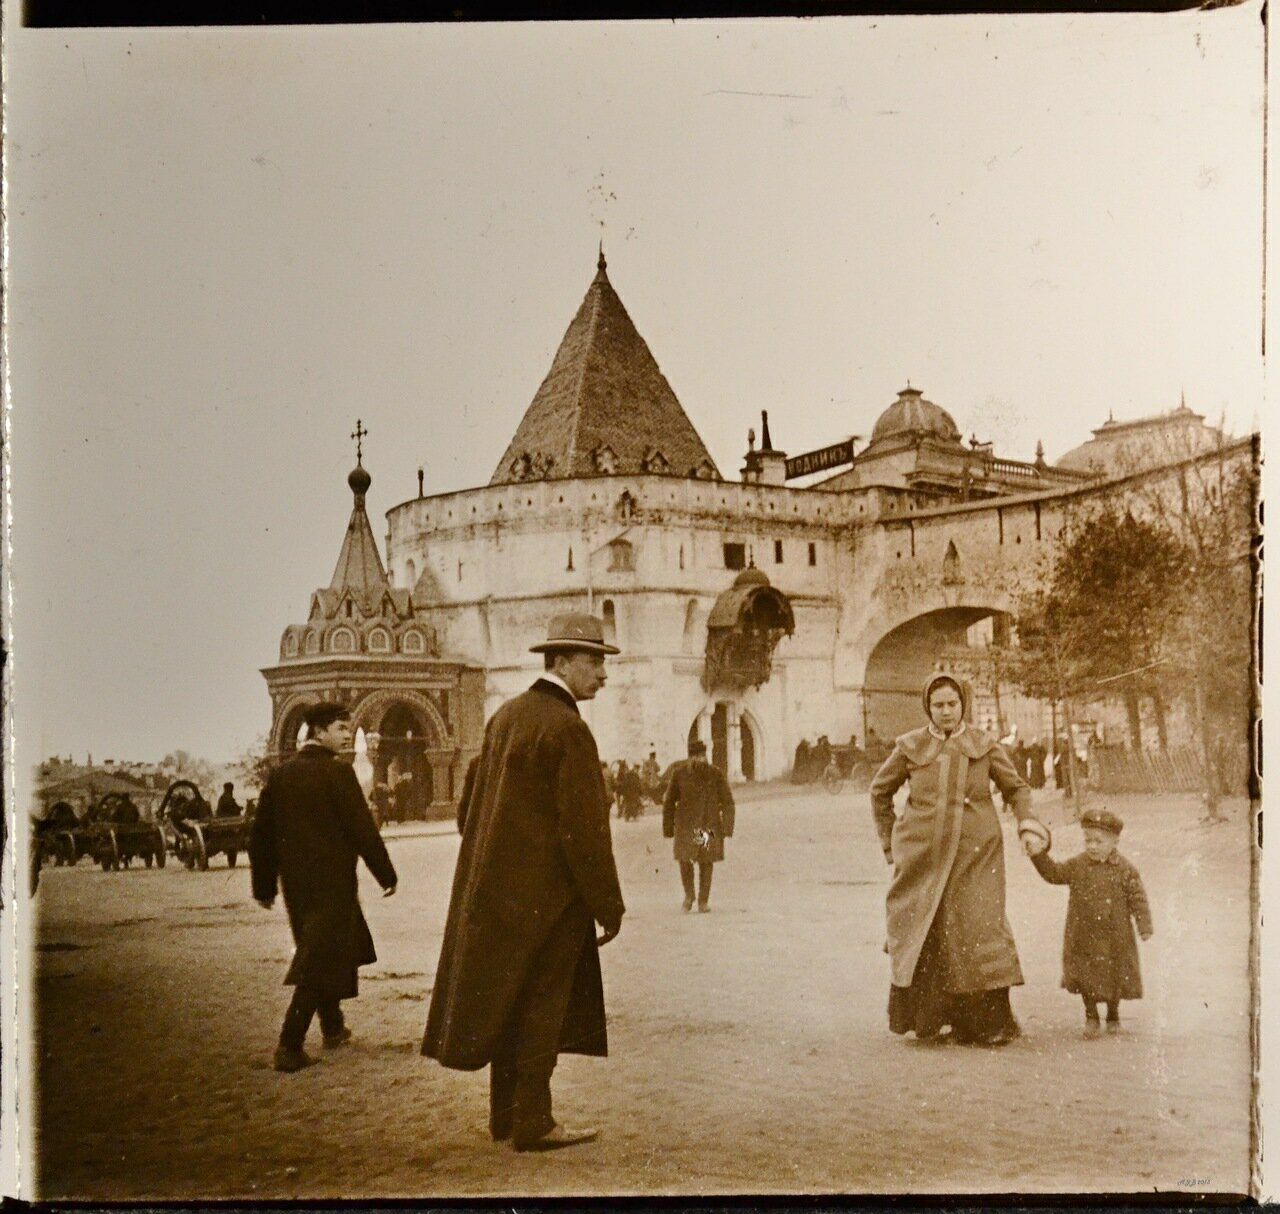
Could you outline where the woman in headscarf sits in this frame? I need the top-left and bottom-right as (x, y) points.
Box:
(869, 673), (1050, 1046)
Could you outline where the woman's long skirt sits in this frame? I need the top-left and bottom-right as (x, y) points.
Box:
(888, 910), (1017, 1043)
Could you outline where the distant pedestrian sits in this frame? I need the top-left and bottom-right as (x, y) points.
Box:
(791, 739), (813, 784)
(216, 781), (241, 818)
(1026, 738), (1047, 789)
(249, 703), (398, 1073)
(422, 612), (625, 1152)
(663, 738), (735, 913)
(617, 762), (643, 821)
(1025, 807), (1153, 1038)
(1010, 740), (1029, 787)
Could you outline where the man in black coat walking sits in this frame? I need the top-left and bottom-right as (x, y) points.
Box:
(423, 612), (625, 1152)
(250, 703), (398, 1073)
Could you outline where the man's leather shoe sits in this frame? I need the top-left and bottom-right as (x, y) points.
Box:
(682, 896), (694, 912)
(273, 1046), (318, 1073)
(322, 1027), (353, 1049)
(512, 1123), (599, 1152)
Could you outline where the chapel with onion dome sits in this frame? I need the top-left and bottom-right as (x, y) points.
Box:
(260, 434), (485, 820)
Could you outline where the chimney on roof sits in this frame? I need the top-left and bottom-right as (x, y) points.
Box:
(753, 410), (787, 486)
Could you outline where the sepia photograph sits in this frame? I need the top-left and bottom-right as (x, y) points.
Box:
(3, 5), (1265, 1201)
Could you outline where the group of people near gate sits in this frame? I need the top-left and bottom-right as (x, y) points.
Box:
(247, 615), (1153, 1154)
(600, 754), (666, 821)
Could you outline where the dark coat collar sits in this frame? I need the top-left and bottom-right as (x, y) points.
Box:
(530, 678), (580, 715)
(297, 741), (336, 759)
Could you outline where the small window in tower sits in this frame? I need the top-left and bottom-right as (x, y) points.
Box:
(608, 538), (635, 572)
(601, 600), (618, 644)
(808, 542), (817, 567)
(723, 542), (746, 571)
(679, 544), (685, 570)
(774, 540), (784, 564)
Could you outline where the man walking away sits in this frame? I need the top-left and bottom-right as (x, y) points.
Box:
(250, 703), (398, 1073)
(422, 612), (626, 1152)
(663, 738), (735, 912)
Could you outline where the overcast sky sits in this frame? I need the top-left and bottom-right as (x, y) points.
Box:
(6, 7), (1264, 774)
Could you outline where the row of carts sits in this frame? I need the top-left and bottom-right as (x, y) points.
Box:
(33, 781), (253, 874)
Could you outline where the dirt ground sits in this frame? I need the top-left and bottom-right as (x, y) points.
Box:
(30, 784), (1254, 1200)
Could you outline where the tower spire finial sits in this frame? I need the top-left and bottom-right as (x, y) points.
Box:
(595, 241), (608, 283)
(760, 409), (774, 451)
(347, 419), (372, 499)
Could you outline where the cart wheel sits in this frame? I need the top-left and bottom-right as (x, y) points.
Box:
(226, 851), (237, 869)
(155, 846), (166, 869)
(193, 827), (209, 872)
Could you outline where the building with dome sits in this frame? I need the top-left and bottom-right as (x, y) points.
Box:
(269, 252), (1239, 796)
(368, 252), (1111, 783)
(1054, 397), (1225, 479)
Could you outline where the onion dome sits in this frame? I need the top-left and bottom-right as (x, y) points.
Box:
(348, 461), (372, 498)
(870, 386), (962, 446)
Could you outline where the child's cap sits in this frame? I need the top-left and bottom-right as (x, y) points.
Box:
(1080, 807), (1124, 836)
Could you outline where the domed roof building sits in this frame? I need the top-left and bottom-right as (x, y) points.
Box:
(868, 386), (963, 447)
(270, 252), (1234, 794)
(817, 386), (1090, 502)
(1056, 398), (1224, 478)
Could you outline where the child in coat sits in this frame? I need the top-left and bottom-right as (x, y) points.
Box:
(1025, 807), (1154, 1038)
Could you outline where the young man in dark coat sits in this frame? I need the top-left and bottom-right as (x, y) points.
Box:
(663, 738), (735, 912)
(250, 703), (398, 1073)
(422, 612), (625, 1152)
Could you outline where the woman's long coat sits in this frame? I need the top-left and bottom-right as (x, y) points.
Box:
(422, 680), (626, 1071)
(662, 758), (735, 863)
(1031, 850), (1152, 1000)
(249, 744), (398, 1000)
(870, 726), (1040, 993)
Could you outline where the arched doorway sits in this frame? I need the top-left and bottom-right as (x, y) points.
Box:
(863, 606), (1014, 742)
(372, 702), (434, 821)
(700, 702), (760, 781)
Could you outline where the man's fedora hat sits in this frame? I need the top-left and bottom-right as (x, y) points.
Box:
(529, 612), (621, 656)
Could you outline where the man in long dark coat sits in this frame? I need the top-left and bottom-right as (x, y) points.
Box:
(422, 612), (625, 1152)
(663, 737), (735, 912)
(250, 702), (398, 1073)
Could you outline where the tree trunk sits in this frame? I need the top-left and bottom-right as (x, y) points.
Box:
(1060, 695), (1084, 820)
(1194, 673), (1223, 821)
(1150, 691), (1170, 752)
(1124, 690), (1144, 752)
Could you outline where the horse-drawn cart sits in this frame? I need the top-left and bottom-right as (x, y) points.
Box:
(159, 780), (253, 870)
(89, 792), (167, 870)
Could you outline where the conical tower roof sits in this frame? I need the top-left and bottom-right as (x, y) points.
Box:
(329, 460), (391, 600)
(491, 250), (720, 484)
